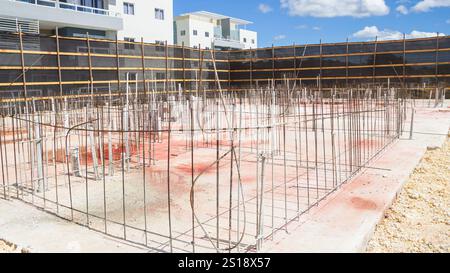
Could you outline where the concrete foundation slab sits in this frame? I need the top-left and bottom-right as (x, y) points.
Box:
(0, 198), (148, 253)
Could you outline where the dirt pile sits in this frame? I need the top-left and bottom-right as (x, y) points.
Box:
(367, 137), (450, 253)
(0, 240), (17, 253)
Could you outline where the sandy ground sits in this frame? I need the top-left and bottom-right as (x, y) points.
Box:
(0, 239), (18, 253)
(367, 137), (450, 253)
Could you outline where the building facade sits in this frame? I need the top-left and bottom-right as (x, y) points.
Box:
(111, 0), (173, 44)
(0, 0), (173, 43)
(174, 11), (258, 50)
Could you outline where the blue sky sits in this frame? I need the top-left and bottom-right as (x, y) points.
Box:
(173, 0), (450, 48)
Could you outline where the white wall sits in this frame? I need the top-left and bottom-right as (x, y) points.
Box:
(239, 29), (257, 49)
(174, 17), (190, 46)
(111, 0), (173, 44)
(175, 16), (214, 49)
(187, 16), (214, 49)
(0, 0), (123, 32)
(174, 14), (258, 50)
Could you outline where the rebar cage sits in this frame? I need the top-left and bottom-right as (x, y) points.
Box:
(0, 85), (418, 252)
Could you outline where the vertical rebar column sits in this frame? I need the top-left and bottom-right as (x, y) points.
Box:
(88, 122), (99, 180)
(11, 115), (20, 199)
(86, 33), (94, 104)
(182, 42), (186, 93)
(1, 116), (10, 199)
(0, 116), (7, 199)
(215, 100), (220, 251)
(141, 37), (147, 102)
(115, 34), (122, 104)
(303, 101), (310, 207)
(250, 48), (253, 90)
(409, 107), (415, 140)
(190, 98), (196, 253)
(165, 41), (169, 96)
(198, 44), (203, 97)
(167, 102), (174, 253)
(18, 28), (28, 104)
(271, 44), (275, 85)
(256, 153), (266, 252)
(372, 36), (378, 88)
(71, 147), (81, 178)
(345, 38), (349, 89)
(34, 114), (44, 193)
(55, 27), (63, 98)
(108, 101), (114, 176)
(434, 33), (440, 98)
(402, 34), (406, 94)
(123, 105), (130, 172)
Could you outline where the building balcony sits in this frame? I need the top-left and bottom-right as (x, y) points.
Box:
(213, 37), (245, 49)
(0, 0), (123, 31)
(14, 0), (120, 17)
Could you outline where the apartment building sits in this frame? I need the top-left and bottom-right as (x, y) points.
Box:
(174, 11), (258, 50)
(0, 0), (173, 43)
(111, 0), (173, 44)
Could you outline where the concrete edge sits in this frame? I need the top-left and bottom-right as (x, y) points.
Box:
(356, 136), (448, 252)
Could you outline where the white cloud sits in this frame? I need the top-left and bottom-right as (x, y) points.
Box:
(353, 26), (445, 41)
(295, 24), (321, 30)
(396, 5), (409, 14)
(408, 30), (446, 38)
(273, 35), (287, 40)
(295, 24), (308, 29)
(258, 3), (273, 13)
(280, 0), (390, 18)
(412, 0), (450, 12)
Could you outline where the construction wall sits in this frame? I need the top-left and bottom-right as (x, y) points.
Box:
(229, 36), (450, 88)
(0, 31), (229, 100)
(228, 36), (450, 91)
(0, 31), (449, 101)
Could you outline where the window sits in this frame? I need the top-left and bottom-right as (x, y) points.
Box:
(252, 39), (255, 44)
(205, 32), (210, 38)
(180, 30), (186, 36)
(124, 37), (135, 50)
(155, 8), (164, 20)
(243, 38), (247, 43)
(123, 2), (134, 15)
(80, 0), (104, 9)
(193, 30), (198, 36)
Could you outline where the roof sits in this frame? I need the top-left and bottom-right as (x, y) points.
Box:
(178, 11), (253, 25)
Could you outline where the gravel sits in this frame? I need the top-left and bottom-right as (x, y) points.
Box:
(366, 137), (450, 253)
(0, 240), (17, 253)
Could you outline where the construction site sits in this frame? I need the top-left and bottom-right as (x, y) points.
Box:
(0, 30), (449, 253)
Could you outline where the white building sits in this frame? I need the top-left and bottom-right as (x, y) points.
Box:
(0, 0), (173, 44)
(174, 11), (257, 50)
(111, 0), (173, 44)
